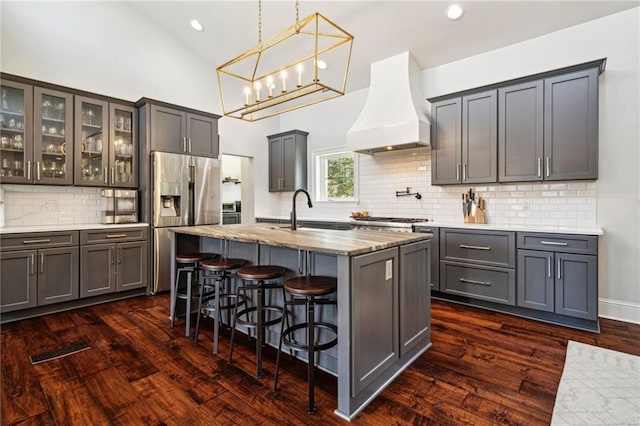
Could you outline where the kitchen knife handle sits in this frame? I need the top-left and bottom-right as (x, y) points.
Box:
(546, 156), (550, 177)
(103, 167), (108, 184)
(547, 256), (552, 278)
(459, 278), (491, 286)
(188, 138), (192, 153)
(30, 254), (35, 275)
(456, 163), (461, 182)
(182, 137), (187, 152)
(463, 163), (467, 181)
(459, 244), (491, 251)
(36, 161), (41, 181)
(26, 160), (31, 180)
(537, 157), (542, 178)
(557, 258), (561, 279)
(111, 167), (115, 184)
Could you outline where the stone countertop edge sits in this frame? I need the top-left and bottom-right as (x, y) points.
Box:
(170, 224), (433, 256)
(0, 223), (149, 235)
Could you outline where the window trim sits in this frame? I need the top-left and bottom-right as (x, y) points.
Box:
(313, 149), (359, 202)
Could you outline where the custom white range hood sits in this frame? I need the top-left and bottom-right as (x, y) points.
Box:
(347, 52), (430, 154)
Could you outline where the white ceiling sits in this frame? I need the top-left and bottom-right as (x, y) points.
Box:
(128, 1), (638, 92)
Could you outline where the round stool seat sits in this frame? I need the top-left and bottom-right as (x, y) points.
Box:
(200, 258), (246, 271)
(176, 252), (216, 264)
(284, 275), (337, 297)
(237, 265), (286, 280)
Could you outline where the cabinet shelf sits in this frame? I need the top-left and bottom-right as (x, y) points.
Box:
(114, 128), (132, 134)
(42, 133), (65, 139)
(1, 127), (24, 134)
(0, 147), (25, 153)
(41, 116), (65, 123)
(82, 123), (102, 129)
(42, 151), (65, 157)
(0, 109), (24, 117)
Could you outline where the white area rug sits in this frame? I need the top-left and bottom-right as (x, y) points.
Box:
(551, 341), (640, 425)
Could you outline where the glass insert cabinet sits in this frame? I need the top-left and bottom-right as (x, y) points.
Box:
(0, 76), (137, 188)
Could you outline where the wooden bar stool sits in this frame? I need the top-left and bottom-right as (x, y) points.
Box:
(171, 252), (216, 337)
(193, 257), (247, 354)
(273, 275), (338, 414)
(228, 265), (287, 378)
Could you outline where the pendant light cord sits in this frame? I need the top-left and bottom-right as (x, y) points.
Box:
(258, 0), (262, 46)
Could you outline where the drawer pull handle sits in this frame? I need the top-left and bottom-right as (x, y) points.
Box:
(105, 234), (128, 239)
(540, 241), (568, 246)
(459, 244), (491, 251)
(23, 239), (51, 244)
(459, 278), (491, 286)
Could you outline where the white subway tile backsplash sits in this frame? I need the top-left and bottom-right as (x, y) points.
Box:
(277, 148), (597, 229)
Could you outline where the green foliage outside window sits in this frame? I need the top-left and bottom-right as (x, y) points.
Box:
(326, 156), (354, 198)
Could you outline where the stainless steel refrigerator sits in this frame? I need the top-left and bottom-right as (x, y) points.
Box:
(149, 152), (220, 293)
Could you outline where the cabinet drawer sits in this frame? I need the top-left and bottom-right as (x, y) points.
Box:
(441, 228), (515, 267)
(440, 261), (516, 305)
(1, 231), (78, 251)
(80, 227), (148, 244)
(517, 232), (597, 255)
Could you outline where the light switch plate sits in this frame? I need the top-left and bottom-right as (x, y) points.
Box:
(385, 260), (393, 280)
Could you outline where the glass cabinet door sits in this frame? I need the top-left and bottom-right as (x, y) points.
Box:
(109, 103), (137, 188)
(34, 87), (73, 185)
(0, 80), (33, 183)
(75, 96), (108, 186)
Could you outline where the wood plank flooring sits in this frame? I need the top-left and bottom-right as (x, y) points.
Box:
(2, 295), (639, 425)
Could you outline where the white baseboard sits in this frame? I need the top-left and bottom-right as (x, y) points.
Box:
(598, 298), (640, 325)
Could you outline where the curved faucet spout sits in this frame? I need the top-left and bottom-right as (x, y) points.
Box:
(291, 188), (313, 230)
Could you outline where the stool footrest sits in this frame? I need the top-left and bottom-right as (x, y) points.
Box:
(235, 305), (284, 328)
(281, 322), (338, 352)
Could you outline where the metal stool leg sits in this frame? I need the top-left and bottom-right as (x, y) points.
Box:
(213, 274), (222, 354)
(307, 297), (316, 414)
(185, 269), (193, 337)
(193, 272), (208, 341)
(256, 281), (265, 378)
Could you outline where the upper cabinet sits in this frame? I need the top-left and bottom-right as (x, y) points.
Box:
(430, 59), (604, 185)
(74, 97), (137, 188)
(431, 91), (497, 185)
(139, 99), (220, 158)
(0, 79), (33, 184)
(268, 130), (308, 192)
(1, 74), (139, 188)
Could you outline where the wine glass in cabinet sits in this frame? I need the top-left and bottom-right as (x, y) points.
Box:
(0, 79), (33, 183)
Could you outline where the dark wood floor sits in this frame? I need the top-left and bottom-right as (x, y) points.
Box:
(2, 295), (639, 425)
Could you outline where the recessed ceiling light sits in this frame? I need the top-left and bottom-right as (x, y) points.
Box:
(446, 4), (464, 20)
(190, 19), (204, 32)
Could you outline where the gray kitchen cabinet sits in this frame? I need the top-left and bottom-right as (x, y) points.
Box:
(498, 80), (544, 182)
(431, 91), (496, 184)
(0, 78), (33, 184)
(138, 99), (220, 158)
(462, 90), (497, 183)
(222, 212), (241, 224)
(108, 103), (138, 188)
(351, 247), (398, 395)
(413, 225), (439, 291)
(399, 240), (430, 357)
(0, 249), (38, 312)
(517, 232), (597, 321)
(439, 228), (516, 306)
(37, 246), (79, 306)
(268, 130), (308, 192)
(544, 68), (599, 181)
(430, 98), (461, 185)
(74, 96), (109, 186)
(80, 227), (148, 297)
(0, 231), (79, 311)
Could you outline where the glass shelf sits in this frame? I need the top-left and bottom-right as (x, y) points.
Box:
(0, 127), (24, 133)
(0, 147), (25, 153)
(41, 116), (65, 123)
(0, 110), (24, 117)
(42, 133), (65, 139)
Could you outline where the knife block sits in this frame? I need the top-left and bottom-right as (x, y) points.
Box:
(463, 201), (487, 224)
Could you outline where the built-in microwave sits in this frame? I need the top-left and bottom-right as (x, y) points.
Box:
(102, 189), (138, 224)
(222, 202), (235, 213)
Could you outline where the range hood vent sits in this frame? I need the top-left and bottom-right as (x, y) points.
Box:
(347, 52), (430, 154)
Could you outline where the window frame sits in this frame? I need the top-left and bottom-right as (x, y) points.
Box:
(313, 149), (359, 202)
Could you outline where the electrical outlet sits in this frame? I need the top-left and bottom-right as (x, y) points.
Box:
(43, 200), (57, 209)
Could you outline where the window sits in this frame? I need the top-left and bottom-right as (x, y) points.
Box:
(315, 151), (357, 201)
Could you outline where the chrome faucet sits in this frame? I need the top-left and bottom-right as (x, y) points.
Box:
(291, 188), (313, 230)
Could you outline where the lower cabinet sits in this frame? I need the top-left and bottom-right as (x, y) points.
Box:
(399, 240), (430, 356)
(80, 227), (148, 297)
(517, 238), (597, 321)
(1, 231), (79, 313)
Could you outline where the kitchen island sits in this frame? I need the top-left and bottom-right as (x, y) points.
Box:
(169, 224), (433, 420)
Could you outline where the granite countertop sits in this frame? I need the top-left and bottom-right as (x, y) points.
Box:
(170, 224), (432, 256)
(0, 223), (149, 235)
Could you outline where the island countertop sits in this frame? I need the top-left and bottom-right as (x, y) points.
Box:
(169, 224), (432, 256)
